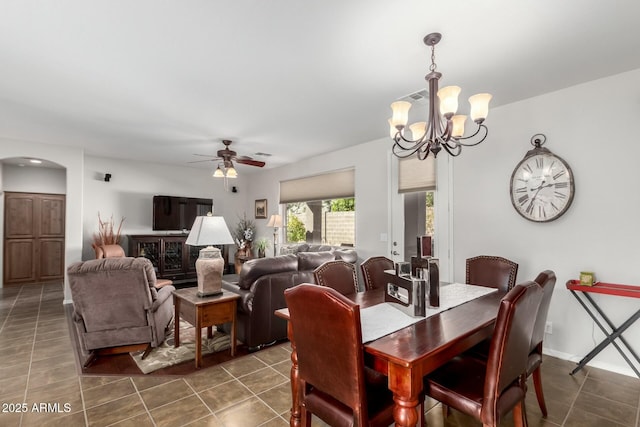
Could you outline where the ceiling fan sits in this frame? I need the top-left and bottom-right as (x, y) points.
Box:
(190, 140), (266, 176)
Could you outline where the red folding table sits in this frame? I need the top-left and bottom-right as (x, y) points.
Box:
(566, 280), (640, 377)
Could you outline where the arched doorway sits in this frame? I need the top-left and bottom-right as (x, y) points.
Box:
(1, 157), (67, 286)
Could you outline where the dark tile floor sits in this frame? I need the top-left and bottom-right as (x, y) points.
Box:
(1, 282), (639, 426)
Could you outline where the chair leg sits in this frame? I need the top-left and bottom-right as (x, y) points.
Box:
(512, 400), (528, 427)
(141, 344), (153, 360)
(532, 366), (548, 417)
(300, 405), (312, 427)
(83, 352), (97, 368)
(441, 404), (450, 417)
(418, 401), (426, 427)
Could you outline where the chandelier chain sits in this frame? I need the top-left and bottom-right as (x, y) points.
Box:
(429, 44), (437, 72)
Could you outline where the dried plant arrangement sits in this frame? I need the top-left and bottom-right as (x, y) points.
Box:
(92, 213), (125, 248)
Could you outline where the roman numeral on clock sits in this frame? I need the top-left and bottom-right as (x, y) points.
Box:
(554, 191), (567, 199)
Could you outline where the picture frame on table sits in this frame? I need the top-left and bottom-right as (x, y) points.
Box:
(255, 199), (267, 219)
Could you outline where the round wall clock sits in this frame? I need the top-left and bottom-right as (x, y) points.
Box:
(509, 134), (575, 222)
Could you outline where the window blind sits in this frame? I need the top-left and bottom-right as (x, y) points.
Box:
(280, 169), (355, 203)
(398, 155), (436, 193)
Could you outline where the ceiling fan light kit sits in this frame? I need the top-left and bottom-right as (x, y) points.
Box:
(193, 139), (266, 178)
(389, 32), (491, 160)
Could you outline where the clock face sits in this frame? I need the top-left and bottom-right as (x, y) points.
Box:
(510, 152), (575, 222)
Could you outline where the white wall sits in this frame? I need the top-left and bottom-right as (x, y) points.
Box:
(83, 155), (247, 260)
(452, 67), (640, 376)
(241, 137), (392, 263)
(2, 164), (66, 194)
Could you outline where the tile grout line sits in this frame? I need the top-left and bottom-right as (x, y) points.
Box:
(184, 377), (224, 425)
(561, 368), (588, 426)
(0, 285), (21, 333)
(76, 375), (89, 427)
(19, 284), (44, 427)
(114, 377), (158, 427)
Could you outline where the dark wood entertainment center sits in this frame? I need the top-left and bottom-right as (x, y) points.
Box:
(128, 234), (230, 284)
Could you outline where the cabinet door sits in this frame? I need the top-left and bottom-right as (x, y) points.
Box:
(4, 192), (65, 284)
(38, 238), (65, 280)
(162, 237), (185, 278)
(40, 196), (65, 237)
(4, 240), (36, 283)
(132, 238), (161, 270)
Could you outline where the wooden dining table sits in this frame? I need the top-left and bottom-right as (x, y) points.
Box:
(275, 285), (506, 427)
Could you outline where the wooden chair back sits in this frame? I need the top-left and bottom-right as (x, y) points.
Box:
(313, 260), (359, 295)
(360, 256), (393, 291)
(285, 284), (378, 426)
(466, 255), (518, 292)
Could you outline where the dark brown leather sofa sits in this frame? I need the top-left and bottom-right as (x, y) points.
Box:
(222, 248), (357, 349)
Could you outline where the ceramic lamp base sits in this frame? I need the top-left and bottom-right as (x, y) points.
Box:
(195, 246), (225, 298)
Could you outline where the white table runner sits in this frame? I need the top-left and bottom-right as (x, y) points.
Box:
(360, 283), (498, 343)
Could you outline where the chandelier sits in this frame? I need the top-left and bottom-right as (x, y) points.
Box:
(389, 33), (492, 159)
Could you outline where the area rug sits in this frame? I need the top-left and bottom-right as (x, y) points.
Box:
(130, 319), (231, 374)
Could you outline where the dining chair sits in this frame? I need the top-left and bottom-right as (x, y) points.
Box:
(466, 255), (519, 291)
(424, 280), (543, 427)
(313, 260), (359, 295)
(285, 284), (423, 427)
(360, 256), (393, 290)
(528, 270), (557, 417)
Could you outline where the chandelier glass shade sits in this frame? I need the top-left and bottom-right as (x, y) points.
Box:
(389, 33), (492, 159)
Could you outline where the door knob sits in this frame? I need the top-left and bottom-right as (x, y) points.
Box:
(392, 251), (400, 256)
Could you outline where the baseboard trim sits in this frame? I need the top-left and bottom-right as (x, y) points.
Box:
(543, 348), (638, 378)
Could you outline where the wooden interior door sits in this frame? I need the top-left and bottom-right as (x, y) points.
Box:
(4, 192), (65, 285)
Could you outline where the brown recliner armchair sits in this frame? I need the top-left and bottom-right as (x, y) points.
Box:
(67, 257), (175, 365)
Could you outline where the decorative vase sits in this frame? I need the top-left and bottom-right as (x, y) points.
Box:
(195, 246), (224, 297)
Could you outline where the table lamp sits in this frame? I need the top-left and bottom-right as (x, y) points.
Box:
(267, 214), (283, 257)
(186, 213), (235, 297)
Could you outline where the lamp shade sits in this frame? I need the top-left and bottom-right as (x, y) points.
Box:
(469, 93), (492, 123)
(186, 215), (235, 246)
(390, 101), (411, 129)
(437, 85), (461, 117)
(267, 214), (283, 228)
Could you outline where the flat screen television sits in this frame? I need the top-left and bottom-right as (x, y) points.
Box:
(152, 195), (213, 231)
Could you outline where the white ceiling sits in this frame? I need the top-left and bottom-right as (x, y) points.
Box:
(1, 1), (639, 173)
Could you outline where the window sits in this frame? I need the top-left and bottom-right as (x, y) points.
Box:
(284, 198), (355, 246)
(425, 190), (434, 236)
(279, 169), (355, 247)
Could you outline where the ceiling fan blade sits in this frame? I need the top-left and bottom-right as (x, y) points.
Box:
(187, 159), (216, 164)
(236, 158), (266, 167)
(192, 153), (220, 158)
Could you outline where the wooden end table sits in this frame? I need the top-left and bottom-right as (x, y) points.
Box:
(172, 288), (240, 369)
